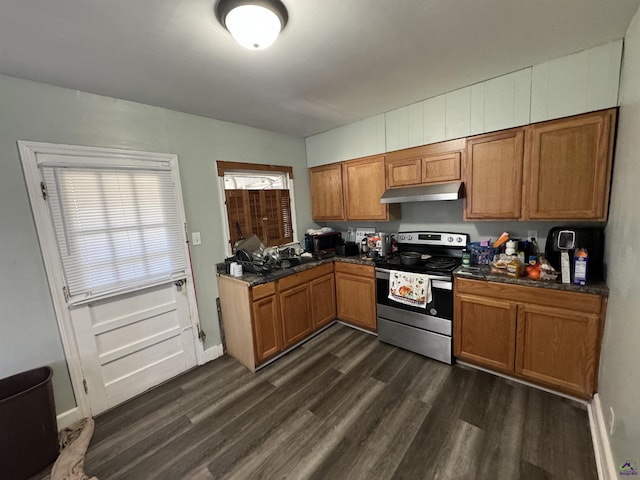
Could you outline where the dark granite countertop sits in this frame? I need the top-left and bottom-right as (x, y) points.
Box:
(454, 265), (609, 296)
(216, 255), (376, 287)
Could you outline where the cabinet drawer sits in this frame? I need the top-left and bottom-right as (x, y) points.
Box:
(252, 281), (276, 301)
(278, 262), (334, 291)
(334, 262), (374, 277)
(455, 278), (602, 314)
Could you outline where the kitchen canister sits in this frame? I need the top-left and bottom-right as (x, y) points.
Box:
(230, 262), (243, 277)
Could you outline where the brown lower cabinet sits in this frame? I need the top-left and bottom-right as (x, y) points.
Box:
(251, 291), (282, 364)
(217, 262), (337, 372)
(454, 278), (606, 399)
(310, 273), (337, 328)
(335, 262), (376, 331)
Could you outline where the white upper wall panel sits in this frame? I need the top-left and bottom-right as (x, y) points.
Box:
(445, 87), (471, 140)
(306, 40), (622, 167)
(422, 96), (446, 145)
(360, 114), (386, 157)
(531, 39), (622, 122)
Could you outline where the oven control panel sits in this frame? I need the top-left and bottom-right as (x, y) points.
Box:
(397, 231), (468, 247)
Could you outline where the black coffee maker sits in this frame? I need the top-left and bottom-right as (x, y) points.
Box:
(544, 226), (605, 282)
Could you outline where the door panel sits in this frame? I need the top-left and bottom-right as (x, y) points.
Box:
(72, 282), (196, 414)
(464, 128), (524, 220)
(310, 274), (336, 329)
(516, 303), (599, 397)
(18, 143), (200, 418)
(454, 293), (517, 373)
(252, 295), (283, 364)
(280, 284), (313, 348)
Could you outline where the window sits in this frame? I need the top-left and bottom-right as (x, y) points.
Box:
(218, 162), (296, 250)
(40, 159), (187, 303)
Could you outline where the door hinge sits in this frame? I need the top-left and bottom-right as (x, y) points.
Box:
(198, 327), (207, 342)
(62, 286), (70, 302)
(40, 181), (48, 200)
(83, 378), (88, 394)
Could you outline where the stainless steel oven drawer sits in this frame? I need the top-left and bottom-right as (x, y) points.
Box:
(378, 318), (452, 364)
(377, 303), (452, 335)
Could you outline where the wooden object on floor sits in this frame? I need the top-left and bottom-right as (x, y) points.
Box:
(31, 324), (598, 480)
(217, 263), (338, 371)
(217, 276), (256, 370)
(454, 277), (606, 399)
(335, 262), (376, 331)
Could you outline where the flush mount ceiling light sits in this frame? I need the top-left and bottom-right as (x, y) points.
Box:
(216, 0), (288, 50)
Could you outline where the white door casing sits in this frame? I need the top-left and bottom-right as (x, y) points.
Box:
(19, 141), (205, 417)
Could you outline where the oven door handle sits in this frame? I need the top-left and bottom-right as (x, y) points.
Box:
(374, 268), (452, 290)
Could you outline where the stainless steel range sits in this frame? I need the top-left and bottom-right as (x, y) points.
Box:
(375, 231), (469, 364)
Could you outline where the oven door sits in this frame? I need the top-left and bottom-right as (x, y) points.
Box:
(375, 268), (453, 363)
(375, 268), (453, 321)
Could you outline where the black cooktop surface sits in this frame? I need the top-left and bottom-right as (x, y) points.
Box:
(375, 255), (461, 275)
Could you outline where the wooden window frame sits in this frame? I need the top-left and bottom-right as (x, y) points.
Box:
(217, 161), (298, 255)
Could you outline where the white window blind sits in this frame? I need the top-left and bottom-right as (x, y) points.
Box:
(41, 164), (187, 304)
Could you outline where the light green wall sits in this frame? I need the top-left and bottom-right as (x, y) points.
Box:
(599, 5), (640, 468)
(0, 74), (311, 414)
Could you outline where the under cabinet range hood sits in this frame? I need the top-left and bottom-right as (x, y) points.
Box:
(380, 181), (464, 204)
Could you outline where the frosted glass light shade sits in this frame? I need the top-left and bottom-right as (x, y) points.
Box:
(225, 4), (282, 50)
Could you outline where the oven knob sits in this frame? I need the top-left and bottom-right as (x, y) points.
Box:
(407, 235), (412, 240)
(456, 236), (463, 244)
(430, 308), (437, 316)
(447, 236), (453, 243)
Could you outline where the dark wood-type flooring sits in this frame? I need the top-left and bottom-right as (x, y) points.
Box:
(34, 323), (597, 480)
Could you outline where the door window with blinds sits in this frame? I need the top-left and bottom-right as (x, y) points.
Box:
(39, 155), (187, 304)
(219, 162), (295, 250)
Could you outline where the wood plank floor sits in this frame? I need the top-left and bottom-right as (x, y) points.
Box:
(34, 323), (597, 480)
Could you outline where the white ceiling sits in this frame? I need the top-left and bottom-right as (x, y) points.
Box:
(1, 0), (639, 138)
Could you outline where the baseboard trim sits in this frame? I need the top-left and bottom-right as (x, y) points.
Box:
(203, 343), (224, 363)
(588, 394), (617, 480)
(455, 360), (588, 404)
(56, 406), (83, 430)
(337, 320), (378, 336)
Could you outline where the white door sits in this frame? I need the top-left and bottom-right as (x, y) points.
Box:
(19, 142), (202, 416)
(71, 282), (197, 414)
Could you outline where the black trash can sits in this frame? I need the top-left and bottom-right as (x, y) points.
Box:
(0, 366), (58, 480)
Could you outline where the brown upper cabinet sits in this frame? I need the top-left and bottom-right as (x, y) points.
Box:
(343, 155), (389, 221)
(386, 139), (464, 189)
(310, 163), (346, 221)
(522, 109), (616, 221)
(464, 128), (524, 220)
(310, 154), (392, 222)
(309, 108), (616, 223)
(464, 108), (616, 221)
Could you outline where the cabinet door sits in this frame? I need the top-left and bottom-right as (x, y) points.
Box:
(386, 157), (422, 188)
(335, 271), (376, 330)
(279, 284), (313, 348)
(523, 109), (616, 221)
(515, 303), (599, 398)
(454, 293), (517, 373)
(310, 274), (336, 329)
(422, 152), (461, 184)
(343, 155), (388, 221)
(464, 128), (524, 220)
(252, 295), (283, 365)
(310, 163), (346, 221)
